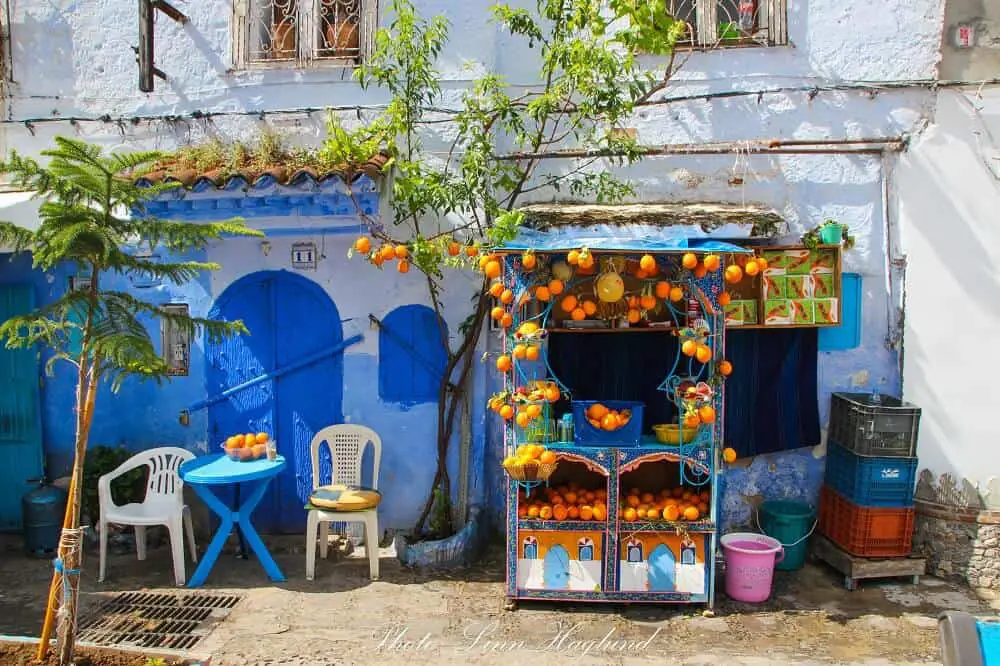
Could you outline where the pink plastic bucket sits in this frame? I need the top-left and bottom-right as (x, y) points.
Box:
(720, 532), (785, 603)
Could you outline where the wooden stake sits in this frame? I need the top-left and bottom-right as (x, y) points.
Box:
(35, 473), (76, 662)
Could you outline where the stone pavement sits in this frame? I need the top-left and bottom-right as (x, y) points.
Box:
(0, 534), (993, 665)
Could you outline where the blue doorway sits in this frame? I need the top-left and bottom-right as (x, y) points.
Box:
(648, 543), (677, 591)
(206, 271), (344, 533)
(543, 544), (571, 590)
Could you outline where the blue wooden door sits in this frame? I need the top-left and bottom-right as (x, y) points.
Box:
(647, 543), (677, 591)
(206, 271), (343, 533)
(0, 285), (43, 530)
(543, 544), (571, 590)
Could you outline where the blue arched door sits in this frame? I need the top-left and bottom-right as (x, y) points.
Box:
(543, 544), (571, 590)
(206, 270), (344, 533)
(648, 543), (677, 591)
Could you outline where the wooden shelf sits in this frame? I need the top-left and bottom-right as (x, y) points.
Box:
(547, 327), (675, 333)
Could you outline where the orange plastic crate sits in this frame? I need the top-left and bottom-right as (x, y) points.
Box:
(817, 485), (914, 557)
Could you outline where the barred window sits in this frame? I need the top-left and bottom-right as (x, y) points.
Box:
(233, 0), (378, 68)
(650, 0), (787, 47)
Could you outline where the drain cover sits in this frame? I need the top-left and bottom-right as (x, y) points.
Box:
(77, 591), (241, 650)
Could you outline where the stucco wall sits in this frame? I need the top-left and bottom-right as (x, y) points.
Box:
(939, 0), (1000, 81)
(0, 0), (950, 535)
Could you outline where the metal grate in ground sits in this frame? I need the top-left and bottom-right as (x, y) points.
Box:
(77, 591), (241, 651)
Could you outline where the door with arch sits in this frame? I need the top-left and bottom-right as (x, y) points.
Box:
(647, 543), (677, 591)
(206, 270), (344, 533)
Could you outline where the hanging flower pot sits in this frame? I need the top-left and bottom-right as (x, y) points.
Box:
(819, 222), (846, 245)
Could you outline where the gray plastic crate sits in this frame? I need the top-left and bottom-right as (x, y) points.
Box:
(828, 392), (921, 458)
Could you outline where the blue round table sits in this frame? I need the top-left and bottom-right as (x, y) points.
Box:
(180, 453), (287, 587)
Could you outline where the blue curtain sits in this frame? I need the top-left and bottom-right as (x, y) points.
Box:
(723, 329), (820, 456)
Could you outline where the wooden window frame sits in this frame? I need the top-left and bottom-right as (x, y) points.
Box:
(232, 0), (378, 70)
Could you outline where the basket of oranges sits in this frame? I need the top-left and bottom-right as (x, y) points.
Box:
(571, 400), (644, 446)
(222, 432), (272, 461)
(503, 444), (558, 482)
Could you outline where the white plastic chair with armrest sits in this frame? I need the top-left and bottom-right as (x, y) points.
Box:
(305, 425), (382, 580)
(98, 447), (198, 586)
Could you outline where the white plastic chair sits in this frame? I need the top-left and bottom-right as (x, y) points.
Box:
(98, 447), (198, 586)
(305, 425), (382, 581)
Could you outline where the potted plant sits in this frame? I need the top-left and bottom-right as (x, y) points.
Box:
(803, 219), (855, 250)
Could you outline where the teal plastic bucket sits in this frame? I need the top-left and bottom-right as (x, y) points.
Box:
(757, 500), (816, 571)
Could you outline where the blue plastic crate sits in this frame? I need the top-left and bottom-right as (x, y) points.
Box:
(824, 440), (918, 508)
(571, 400), (644, 447)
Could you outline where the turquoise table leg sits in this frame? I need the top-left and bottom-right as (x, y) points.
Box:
(187, 479), (286, 587)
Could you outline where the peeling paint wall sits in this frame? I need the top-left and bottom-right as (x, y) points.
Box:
(0, 0), (949, 534)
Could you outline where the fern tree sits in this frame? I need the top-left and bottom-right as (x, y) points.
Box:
(327, 0), (686, 537)
(0, 137), (261, 664)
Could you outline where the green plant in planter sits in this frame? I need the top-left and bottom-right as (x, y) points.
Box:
(81, 446), (148, 525)
(802, 219), (855, 251)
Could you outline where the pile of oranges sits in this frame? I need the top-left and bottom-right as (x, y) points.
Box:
(584, 403), (632, 432)
(619, 486), (710, 523)
(503, 444), (558, 482)
(517, 482), (609, 522)
(224, 432), (271, 461)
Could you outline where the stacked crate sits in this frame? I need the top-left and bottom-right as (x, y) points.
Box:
(818, 392), (922, 557)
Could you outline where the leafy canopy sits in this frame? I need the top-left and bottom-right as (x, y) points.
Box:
(0, 136), (263, 390)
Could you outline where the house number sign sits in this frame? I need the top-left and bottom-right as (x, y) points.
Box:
(291, 242), (317, 270)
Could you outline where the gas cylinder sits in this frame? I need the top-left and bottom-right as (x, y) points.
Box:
(22, 479), (68, 557)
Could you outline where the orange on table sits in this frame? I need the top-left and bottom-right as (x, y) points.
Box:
(584, 490), (596, 502)
(601, 413), (619, 431)
(581, 300), (598, 316)
(655, 281), (671, 299)
(592, 504), (607, 521)
(640, 492), (654, 504)
(698, 501), (709, 514)
(255, 432), (269, 444)
(626, 494), (640, 508)
(627, 308), (641, 324)
(588, 403), (609, 420)
(517, 504), (528, 518)
(354, 236), (371, 253)
(588, 417), (602, 429)
(640, 294), (656, 310)
(251, 444), (267, 458)
(672, 487), (684, 498)
(527, 505), (540, 518)
(552, 504), (568, 521)
(225, 436), (239, 449)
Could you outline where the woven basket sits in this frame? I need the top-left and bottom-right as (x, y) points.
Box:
(503, 459), (557, 482)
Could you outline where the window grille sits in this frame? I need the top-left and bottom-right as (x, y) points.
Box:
(161, 304), (191, 377)
(641, 0), (787, 47)
(233, 0), (378, 68)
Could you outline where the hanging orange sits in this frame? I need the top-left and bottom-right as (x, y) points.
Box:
(757, 256), (769, 270)
(447, 241), (461, 256)
(681, 253), (698, 269)
(567, 250), (580, 265)
(718, 291), (732, 306)
(380, 246), (396, 261)
(744, 259), (760, 276)
(496, 355), (512, 372)
(635, 269), (649, 280)
(515, 412), (530, 428)
(499, 405), (514, 420)
(372, 253), (384, 267)
(489, 282), (504, 298)
(703, 254), (721, 272)
(655, 281), (671, 299)
(578, 252), (594, 269)
(500, 313), (513, 328)
(526, 404), (542, 418)
(560, 295), (578, 313)
(535, 286), (551, 302)
(525, 345), (540, 361)
(397, 260), (410, 273)
(491, 306), (505, 321)
(478, 254), (491, 270)
(695, 344), (712, 364)
(581, 300), (598, 316)
(681, 340), (697, 356)
(719, 360), (733, 376)
(548, 279), (565, 295)
(684, 413), (701, 428)
(669, 286), (684, 302)
(465, 245), (479, 257)
(640, 294), (657, 310)
(522, 253), (537, 270)
(500, 289), (514, 305)
(639, 254), (656, 273)
(354, 236), (371, 254)
(484, 260), (502, 279)
(724, 265), (743, 284)
(693, 265), (707, 279)
(627, 308), (641, 324)
(698, 404), (716, 423)
(512, 345), (527, 360)
(543, 385), (561, 402)
(394, 245), (409, 259)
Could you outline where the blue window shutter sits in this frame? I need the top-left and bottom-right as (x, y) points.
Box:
(378, 305), (447, 404)
(818, 273), (862, 352)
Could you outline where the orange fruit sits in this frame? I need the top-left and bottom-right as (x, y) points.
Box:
(567, 506), (580, 519)
(588, 418), (602, 429)
(626, 494), (640, 508)
(578, 253), (594, 269)
(478, 254), (491, 270)
(244, 433), (256, 445)
(397, 260), (410, 273)
(579, 505), (594, 521)
(543, 385), (560, 402)
(623, 507), (638, 522)
(571, 307), (586, 321)
(489, 282), (505, 298)
(654, 281), (671, 299)
(500, 289), (514, 304)
(491, 306), (505, 321)
(592, 504), (607, 521)
(567, 250), (580, 265)
(672, 487), (684, 498)
(515, 412), (530, 428)
(757, 256), (769, 270)
(225, 436), (239, 449)
(354, 237), (371, 254)
(683, 506), (701, 521)
(517, 504), (528, 518)
(601, 413), (618, 430)
(500, 313), (513, 328)
(553, 504), (568, 521)
(693, 264), (707, 279)
(699, 404), (716, 423)
(681, 340), (697, 356)
(640, 294), (657, 310)
(723, 447), (737, 463)
(703, 254), (721, 272)
(627, 308), (641, 324)
(663, 505), (680, 521)
(535, 286), (551, 301)
(251, 444), (267, 458)
(527, 505), (540, 518)
(669, 286), (684, 302)
(255, 432), (269, 444)
(539, 450), (557, 464)
(635, 269), (648, 280)
(581, 300), (597, 316)
(522, 253), (537, 270)
(525, 345), (540, 361)
(380, 245), (396, 261)
(560, 295), (578, 312)
(394, 245), (409, 259)
(496, 355), (512, 372)
(371, 253), (384, 267)
(548, 279), (565, 295)
(465, 245), (479, 257)
(681, 252), (698, 269)
(684, 413), (701, 428)
(526, 404), (542, 419)
(698, 501), (709, 514)
(484, 260), (502, 279)
(539, 505), (553, 520)
(719, 360), (733, 376)
(512, 344), (527, 359)
(588, 403), (609, 420)
(744, 259), (760, 276)
(695, 344), (712, 364)
(641, 492), (654, 504)
(725, 265), (743, 284)
(448, 241), (461, 256)
(718, 291), (732, 306)
(639, 254), (656, 273)
(498, 405), (514, 420)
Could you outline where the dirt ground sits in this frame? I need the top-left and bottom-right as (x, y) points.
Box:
(0, 533), (993, 666)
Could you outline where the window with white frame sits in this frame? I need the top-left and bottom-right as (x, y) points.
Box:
(654, 0), (787, 47)
(232, 0), (378, 68)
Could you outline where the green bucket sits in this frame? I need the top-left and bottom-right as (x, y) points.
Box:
(757, 499), (816, 571)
